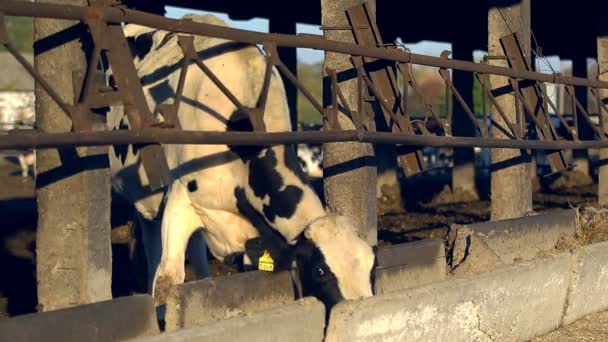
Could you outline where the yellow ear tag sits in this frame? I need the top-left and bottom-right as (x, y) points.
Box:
(258, 250), (275, 272)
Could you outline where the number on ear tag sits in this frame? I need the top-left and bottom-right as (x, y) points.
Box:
(258, 250), (275, 272)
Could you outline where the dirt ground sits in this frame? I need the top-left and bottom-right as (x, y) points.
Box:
(376, 167), (598, 245)
(0, 156), (605, 323)
(532, 311), (608, 341)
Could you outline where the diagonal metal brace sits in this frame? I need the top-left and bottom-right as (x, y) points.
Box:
(500, 32), (568, 172)
(89, 18), (173, 190)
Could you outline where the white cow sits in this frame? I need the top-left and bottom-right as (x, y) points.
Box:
(0, 92), (35, 178)
(108, 14), (375, 309)
(297, 144), (323, 179)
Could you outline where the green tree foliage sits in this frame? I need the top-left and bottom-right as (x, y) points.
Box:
(297, 62), (323, 124)
(473, 76), (490, 115)
(2, 16), (33, 52)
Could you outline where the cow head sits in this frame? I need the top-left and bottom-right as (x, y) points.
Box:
(245, 215), (376, 310)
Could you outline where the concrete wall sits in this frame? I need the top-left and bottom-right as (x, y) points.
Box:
(563, 240), (608, 325)
(326, 240), (608, 342)
(164, 271), (295, 331)
(131, 298), (325, 342)
(2, 214), (604, 341)
(0, 295), (159, 342)
(449, 210), (577, 275)
(375, 238), (447, 294)
(327, 254), (573, 342)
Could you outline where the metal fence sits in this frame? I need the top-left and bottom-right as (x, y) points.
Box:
(1, 0), (608, 184)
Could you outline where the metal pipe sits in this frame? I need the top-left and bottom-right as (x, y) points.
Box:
(3, 129), (608, 150)
(3, 1), (608, 89)
(3, 40), (74, 118)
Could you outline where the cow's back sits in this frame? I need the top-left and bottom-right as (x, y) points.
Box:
(108, 14), (291, 220)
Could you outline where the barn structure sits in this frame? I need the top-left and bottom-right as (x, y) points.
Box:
(1, 0), (608, 340)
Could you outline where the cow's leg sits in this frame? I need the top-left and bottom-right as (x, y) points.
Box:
(153, 181), (204, 303)
(18, 154), (28, 177)
(186, 230), (209, 279)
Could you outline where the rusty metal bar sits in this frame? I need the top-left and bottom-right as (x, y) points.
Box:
(444, 70), (453, 131)
(193, 59), (250, 113)
(328, 68), (361, 131)
(255, 55), (274, 112)
(274, 60), (325, 117)
(475, 73), (518, 137)
(77, 45), (102, 106)
(361, 75), (403, 130)
(539, 85), (577, 140)
(514, 87), (523, 139)
(439, 68), (484, 137)
(565, 86), (607, 140)
(174, 38), (192, 112)
(326, 69), (340, 130)
(568, 85), (579, 135)
(4, 129), (608, 150)
(400, 65), (410, 122)
(480, 74), (488, 137)
(3, 1), (608, 89)
(591, 87), (608, 121)
(574, 97), (606, 140)
(2, 37), (75, 120)
(500, 33), (567, 172)
(400, 64), (445, 133)
(357, 66), (366, 124)
(510, 79), (550, 137)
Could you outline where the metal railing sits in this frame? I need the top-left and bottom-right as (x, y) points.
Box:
(0, 1), (607, 152)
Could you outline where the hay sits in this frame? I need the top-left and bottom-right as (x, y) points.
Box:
(573, 206), (608, 245)
(537, 206), (608, 257)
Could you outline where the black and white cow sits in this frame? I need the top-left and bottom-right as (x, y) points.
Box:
(297, 123), (323, 179)
(108, 14), (375, 309)
(0, 92), (35, 178)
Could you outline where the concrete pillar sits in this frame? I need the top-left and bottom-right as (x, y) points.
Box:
(573, 56), (591, 176)
(598, 7), (608, 205)
(269, 19), (298, 131)
(34, 0), (112, 311)
(321, 0), (377, 245)
(451, 43), (478, 198)
(488, 0), (533, 220)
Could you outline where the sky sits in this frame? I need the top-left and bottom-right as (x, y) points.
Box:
(165, 6), (456, 64)
(165, 6), (564, 72)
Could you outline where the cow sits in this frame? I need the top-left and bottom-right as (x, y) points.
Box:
(0, 91), (35, 178)
(108, 14), (376, 310)
(297, 123), (323, 179)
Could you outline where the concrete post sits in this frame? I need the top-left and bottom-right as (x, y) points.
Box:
(451, 43), (478, 198)
(268, 19), (298, 131)
(598, 8), (608, 205)
(321, 0), (377, 245)
(488, 0), (533, 220)
(34, 0), (112, 311)
(573, 56), (591, 176)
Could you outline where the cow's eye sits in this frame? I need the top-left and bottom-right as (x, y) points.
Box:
(317, 267), (325, 277)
